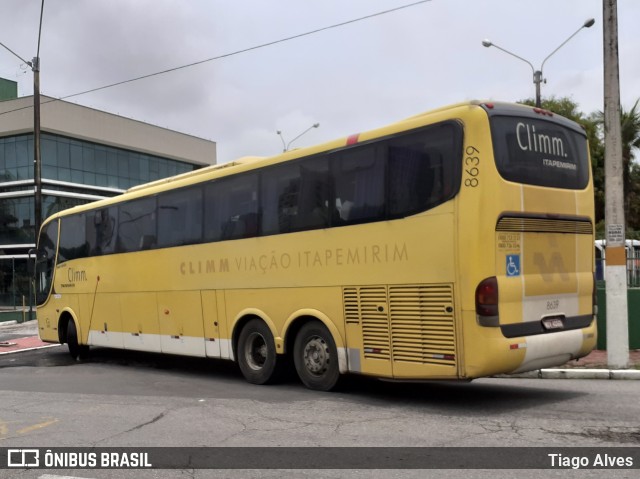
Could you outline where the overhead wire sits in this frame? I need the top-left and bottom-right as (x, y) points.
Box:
(0, 0), (431, 117)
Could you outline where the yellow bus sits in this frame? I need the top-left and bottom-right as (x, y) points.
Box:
(33, 101), (596, 390)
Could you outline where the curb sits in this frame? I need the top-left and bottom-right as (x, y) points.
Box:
(0, 343), (61, 356)
(498, 368), (640, 380)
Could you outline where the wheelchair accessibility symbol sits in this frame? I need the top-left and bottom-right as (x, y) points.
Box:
(506, 255), (520, 277)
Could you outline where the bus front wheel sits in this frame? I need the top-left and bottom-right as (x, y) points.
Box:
(237, 319), (281, 385)
(66, 320), (89, 360)
(293, 322), (340, 391)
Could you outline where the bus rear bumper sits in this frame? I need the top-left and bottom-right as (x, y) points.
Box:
(509, 327), (596, 374)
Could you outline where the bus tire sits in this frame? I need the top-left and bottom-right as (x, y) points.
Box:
(293, 321), (340, 391)
(67, 320), (89, 360)
(237, 319), (281, 385)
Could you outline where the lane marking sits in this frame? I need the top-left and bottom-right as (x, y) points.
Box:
(17, 418), (59, 435)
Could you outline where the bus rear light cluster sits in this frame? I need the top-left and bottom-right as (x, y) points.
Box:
(533, 107), (554, 117)
(476, 276), (499, 326)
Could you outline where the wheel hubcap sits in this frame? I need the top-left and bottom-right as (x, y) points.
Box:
(245, 332), (267, 370)
(303, 336), (329, 375)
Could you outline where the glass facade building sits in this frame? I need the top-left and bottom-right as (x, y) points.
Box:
(0, 89), (215, 308)
(1, 132), (196, 247)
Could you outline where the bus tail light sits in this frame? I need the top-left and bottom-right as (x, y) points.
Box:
(476, 276), (499, 326)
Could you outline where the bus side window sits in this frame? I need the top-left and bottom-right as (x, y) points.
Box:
(388, 145), (432, 217)
(117, 197), (157, 253)
(261, 163), (300, 235)
(88, 207), (117, 256)
(387, 122), (461, 217)
(261, 157), (330, 235)
(59, 214), (89, 262)
(295, 158), (330, 230)
(205, 174), (258, 242)
(333, 146), (384, 224)
(157, 185), (203, 248)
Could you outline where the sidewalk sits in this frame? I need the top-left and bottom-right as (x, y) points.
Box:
(1, 320), (639, 378)
(0, 334), (59, 355)
(0, 319), (59, 355)
(494, 349), (640, 380)
(559, 348), (640, 369)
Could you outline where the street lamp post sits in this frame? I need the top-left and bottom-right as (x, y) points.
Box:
(277, 123), (320, 152)
(482, 18), (595, 107)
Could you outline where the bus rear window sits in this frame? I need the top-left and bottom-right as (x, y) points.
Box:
(490, 116), (589, 189)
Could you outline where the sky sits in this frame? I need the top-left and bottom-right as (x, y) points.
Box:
(1, 0), (639, 164)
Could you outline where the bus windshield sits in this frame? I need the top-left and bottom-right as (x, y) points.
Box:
(490, 115), (589, 190)
(35, 219), (58, 306)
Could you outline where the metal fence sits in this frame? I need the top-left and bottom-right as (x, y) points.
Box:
(595, 240), (640, 288)
(627, 257), (640, 288)
(595, 257), (640, 288)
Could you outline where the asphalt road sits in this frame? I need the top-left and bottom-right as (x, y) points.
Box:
(0, 345), (638, 479)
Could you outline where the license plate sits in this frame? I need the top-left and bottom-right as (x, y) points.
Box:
(542, 317), (564, 330)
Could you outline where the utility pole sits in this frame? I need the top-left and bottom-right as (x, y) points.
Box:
(33, 56), (42, 239)
(603, 0), (629, 368)
(33, 0), (45, 241)
(0, 43), (42, 241)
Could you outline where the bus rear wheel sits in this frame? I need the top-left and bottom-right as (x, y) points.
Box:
(293, 322), (340, 391)
(67, 320), (89, 360)
(237, 319), (282, 385)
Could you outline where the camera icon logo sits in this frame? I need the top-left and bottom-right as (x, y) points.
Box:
(7, 449), (40, 468)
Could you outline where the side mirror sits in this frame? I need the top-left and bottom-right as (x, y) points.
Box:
(27, 248), (37, 275)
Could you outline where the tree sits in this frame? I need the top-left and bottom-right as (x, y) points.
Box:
(593, 99), (640, 235)
(620, 99), (640, 160)
(520, 96), (605, 225)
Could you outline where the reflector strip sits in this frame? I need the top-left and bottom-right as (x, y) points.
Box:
(533, 107), (554, 116)
(432, 354), (455, 360)
(509, 343), (527, 350)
